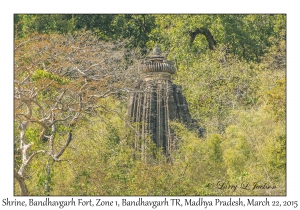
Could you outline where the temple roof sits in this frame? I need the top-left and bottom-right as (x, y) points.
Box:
(141, 45), (176, 75)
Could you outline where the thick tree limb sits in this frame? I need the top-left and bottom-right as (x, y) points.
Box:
(189, 28), (217, 50)
(54, 131), (73, 159)
(22, 150), (47, 171)
(14, 171), (29, 196)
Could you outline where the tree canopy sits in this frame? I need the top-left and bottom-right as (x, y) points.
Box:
(14, 14), (286, 196)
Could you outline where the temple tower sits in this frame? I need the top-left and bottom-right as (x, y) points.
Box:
(127, 45), (200, 157)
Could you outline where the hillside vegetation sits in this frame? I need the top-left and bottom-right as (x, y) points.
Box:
(14, 14), (286, 195)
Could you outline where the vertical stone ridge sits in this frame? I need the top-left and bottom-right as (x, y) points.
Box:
(127, 45), (202, 158)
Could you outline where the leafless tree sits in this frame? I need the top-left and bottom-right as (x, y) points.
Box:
(14, 31), (141, 195)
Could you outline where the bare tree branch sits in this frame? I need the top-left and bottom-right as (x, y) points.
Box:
(14, 31), (142, 195)
(189, 28), (217, 50)
(55, 131), (73, 159)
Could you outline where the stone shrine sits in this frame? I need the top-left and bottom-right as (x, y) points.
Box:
(127, 45), (202, 158)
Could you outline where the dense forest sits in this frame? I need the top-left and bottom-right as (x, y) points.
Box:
(14, 14), (286, 196)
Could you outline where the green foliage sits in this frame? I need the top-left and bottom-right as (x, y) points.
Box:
(15, 14), (286, 62)
(36, 164), (54, 195)
(171, 46), (259, 134)
(218, 15), (284, 61)
(222, 125), (251, 178)
(15, 14), (156, 53)
(14, 14), (77, 37)
(155, 14), (285, 62)
(32, 69), (69, 85)
(264, 78), (286, 121)
(24, 127), (41, 149)
(14, 14), (286, 196)
(221, 108), (285, 193)
(18, 96), (285, 196)
(207, 134), (223, 162)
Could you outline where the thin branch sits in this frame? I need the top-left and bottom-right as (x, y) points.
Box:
(49, 115), (72, 127)
(89, 88), (130, 99)
(52, 90), (67, 110)
(26, 150), (47, 166)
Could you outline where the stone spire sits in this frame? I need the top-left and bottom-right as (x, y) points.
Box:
(127, 45), (201, 159)
(141, 45), (176, 81)
(152, 44), (162, 57)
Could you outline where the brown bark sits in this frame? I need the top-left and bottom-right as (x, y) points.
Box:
(189, 28), (217, 50)
(14, 171), (28, 196)
(55, 131), (73, 159)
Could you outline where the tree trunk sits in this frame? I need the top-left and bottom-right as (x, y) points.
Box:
(14, 171), (28, 196)
(189, 28), (217, 50)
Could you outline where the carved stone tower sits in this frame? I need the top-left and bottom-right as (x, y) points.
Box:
(127, 45), (200, 157)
